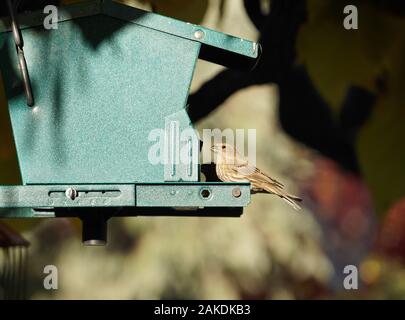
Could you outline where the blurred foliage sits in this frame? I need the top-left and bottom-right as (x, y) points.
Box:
(340, 256), (405, 299)
(117, 0), (208, 24)
(377, 198), (405, 262)
(297, 0), (405, 216)
(61, 0), (208, 24)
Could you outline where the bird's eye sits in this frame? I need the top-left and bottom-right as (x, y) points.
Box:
(222, 145), (226, 149)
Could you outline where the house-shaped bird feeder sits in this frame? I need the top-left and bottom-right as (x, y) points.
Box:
(0, 0), (260, 245)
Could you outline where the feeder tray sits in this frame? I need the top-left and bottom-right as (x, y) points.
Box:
(0, 0), (260, 245)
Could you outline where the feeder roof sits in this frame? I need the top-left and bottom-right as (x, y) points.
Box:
(0, 0), (260, 70)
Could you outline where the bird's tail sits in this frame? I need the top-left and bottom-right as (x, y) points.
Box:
(281, 194), (302, 211)
(262, 185), (303, 211)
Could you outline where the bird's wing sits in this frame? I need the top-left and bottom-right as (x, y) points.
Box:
(234, 163), (302, 210)
(254, 167), (285, 188)
(236, 164), (285, 188)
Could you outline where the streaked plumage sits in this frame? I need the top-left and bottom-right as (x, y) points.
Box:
(211, 143), (302, 210)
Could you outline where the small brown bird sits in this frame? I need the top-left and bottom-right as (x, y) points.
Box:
(211, 143), (302, 210)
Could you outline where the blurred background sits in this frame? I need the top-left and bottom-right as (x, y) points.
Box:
(1, 0), (405, 299)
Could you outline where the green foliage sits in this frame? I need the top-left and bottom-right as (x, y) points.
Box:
(297, 0), (405, 216)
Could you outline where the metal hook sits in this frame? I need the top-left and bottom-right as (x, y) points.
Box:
(6, 0), (35, 107)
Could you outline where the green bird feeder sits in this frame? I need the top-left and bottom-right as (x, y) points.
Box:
(0, 0), (260, 245)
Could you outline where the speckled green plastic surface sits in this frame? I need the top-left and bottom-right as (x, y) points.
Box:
(0, 1), (259, 186)
(0, 182), (250, 208)
(1, 14), (200, 184)
(0, 0), (260, 65)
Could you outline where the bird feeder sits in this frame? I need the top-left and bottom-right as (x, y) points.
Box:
(0, 0), (260, 245)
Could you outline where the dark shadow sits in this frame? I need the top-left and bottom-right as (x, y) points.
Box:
(201, 163), (221, 182)
(187, 0), (391, 174)
(55, 206), (244, 219)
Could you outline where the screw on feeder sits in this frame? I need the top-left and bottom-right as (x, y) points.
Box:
(65, 187), (78, 200)
(194, 30), (205, 40)
(232, 188), (242, 198)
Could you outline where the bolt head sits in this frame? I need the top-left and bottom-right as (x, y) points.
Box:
(232, 188), (242, 198)
(194, 30), (205, 40)
(65, 187), (78, 200)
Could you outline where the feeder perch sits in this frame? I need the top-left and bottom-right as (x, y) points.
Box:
(0, 0), (260, 245)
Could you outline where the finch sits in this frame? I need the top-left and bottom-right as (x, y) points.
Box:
(211, 143), (302, 210)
